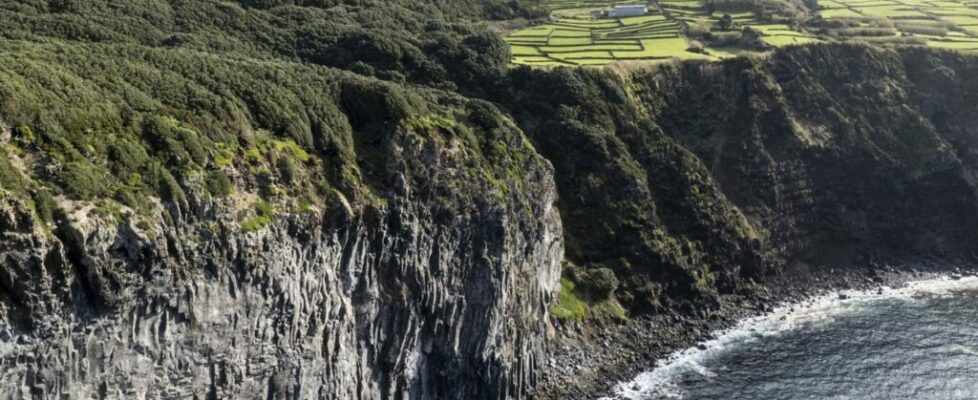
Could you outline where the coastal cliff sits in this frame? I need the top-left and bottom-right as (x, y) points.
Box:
(2, 1), (978, 398)
(503, 44), (978, 318)
(0, 97), (562, 399)
(510, 44), (978, 397)
(0, 35), (562, 398)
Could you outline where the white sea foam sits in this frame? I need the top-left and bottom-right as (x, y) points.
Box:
(603, 275), (978, 400)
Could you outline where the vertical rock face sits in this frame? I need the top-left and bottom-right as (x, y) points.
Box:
(0, 125), (562, 399)
(502, 44), (978, 315)
(632, 45), (978, 267)
(507, 44), (978, 399)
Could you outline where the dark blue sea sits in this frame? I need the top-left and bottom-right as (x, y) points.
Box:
(607, 276), (978, 400)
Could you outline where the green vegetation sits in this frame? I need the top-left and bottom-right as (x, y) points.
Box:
(505, 61), (766, 314)
(506, 6), (707, 65)
(206, 171), (234, 198)
(0, 0), (549, 226)
(241, 201), (274, 233)
(505, 0), (821, 65)
(505, 0), (978, 67)
(551, 265), (629, 321)
(0, 147), (22, 185)
(579, 267), (620, 299)
(551, 277), (587, 321)
(812, 0), (978, 47)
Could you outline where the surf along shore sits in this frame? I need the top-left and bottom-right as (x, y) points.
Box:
(533, 257), (978, 399)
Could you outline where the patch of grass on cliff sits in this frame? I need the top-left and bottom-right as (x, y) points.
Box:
(591, 298), (627, 321)
(242, 201), (274, 233)
(0, 152), (26, 195)
(552, 277), (587, 321)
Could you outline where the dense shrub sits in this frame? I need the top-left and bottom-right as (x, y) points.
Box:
(31, 188), (57, 224)
(56, 162), (110, 200)
(206, 171), (234, 198)
(276, 157), (298, 182)
(0, 156), (25, 194)
(582, 267), (619, 299)
(142, 117), (208, 168)
(107, 139), (151, 177)
(148, 164), (186, 205)
(13, 125), (35, 142)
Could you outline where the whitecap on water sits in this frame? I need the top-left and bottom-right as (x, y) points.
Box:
(604, 275), (978, 400)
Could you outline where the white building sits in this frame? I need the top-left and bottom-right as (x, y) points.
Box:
(609, 5), (648, 18)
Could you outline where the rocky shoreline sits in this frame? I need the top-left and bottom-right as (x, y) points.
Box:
(532, 257), (978, 399)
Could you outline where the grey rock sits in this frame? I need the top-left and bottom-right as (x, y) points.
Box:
(0, 137), (564, 400)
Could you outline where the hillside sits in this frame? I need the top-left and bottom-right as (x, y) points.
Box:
(512, 44), (978, 396)
(2, 1), (978, 399)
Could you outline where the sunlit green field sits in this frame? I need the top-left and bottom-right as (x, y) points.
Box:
(505, 4), (698, 66)
(817, 0), (978, 45)
(504, 0), (759, 65)
(505, 0), (978, 67)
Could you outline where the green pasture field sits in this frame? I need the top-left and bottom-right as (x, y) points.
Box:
(551, 50), (615, 58)
(549, 36), (594, 45)
(753, 24), (794, 31)
(763, 36), (822, 46)
(556, 20), (622, 28)
(596, 39), (650, 44)
(513, 56), (560, 63)
(511, 45), (544, 56)
(552, 7), (602, 18)
(704, 47), (748, 58)
(551, 29), (592, 37)
(820, 0), (851, 8)
(612, 38), (694, 58)
(542, 43), (644, 52)
(821, 8), (865, 17)
(662, 7), (711, 16)
(508, 38), (550, 46)
(505, 0), (978, 67)
(851, 1), (901, 7)
(817, 0), (978, 46)
(939, 15), (978, 24)
(928, 39), (978, 48)
(565, 58), (622, 65)
(854, 5), (929, 18)
(506, 0), (696, 66)
(620, 15), (669, 25)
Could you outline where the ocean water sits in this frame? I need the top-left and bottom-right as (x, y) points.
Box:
(606, 276), (978, 400)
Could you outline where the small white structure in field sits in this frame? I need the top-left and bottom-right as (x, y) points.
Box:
(609, 5), (648, 17)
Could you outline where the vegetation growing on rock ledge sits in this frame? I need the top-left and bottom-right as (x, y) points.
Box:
(4, 0), (978, 329)
(242, 201), (275, 233)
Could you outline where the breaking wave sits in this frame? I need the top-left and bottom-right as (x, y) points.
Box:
(605, 275), (978, 400)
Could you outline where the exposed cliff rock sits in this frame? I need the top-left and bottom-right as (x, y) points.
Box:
(507, 44), (978, 397)
(0, 101), (562, 399)
(500, 44), (978, 319)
